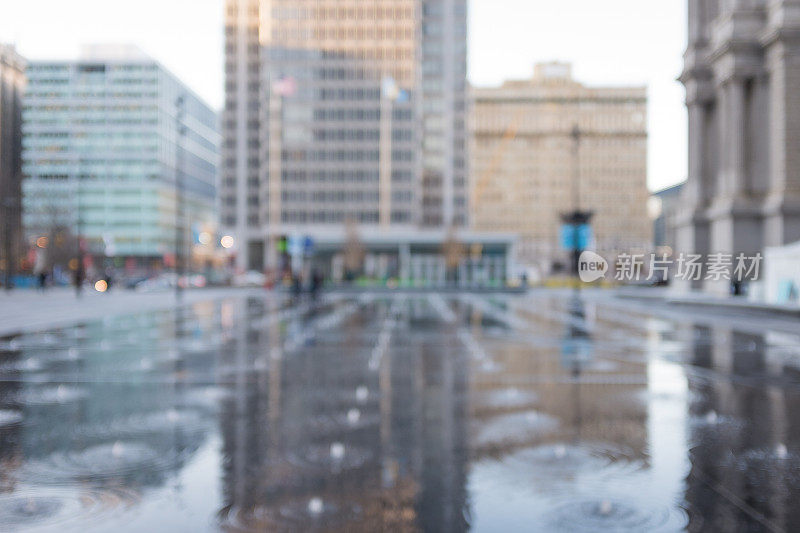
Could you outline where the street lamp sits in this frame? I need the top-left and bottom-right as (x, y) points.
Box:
(560, 125), (593, 278)
(75, 164), (86, 298)
(175, 95), (186, 299)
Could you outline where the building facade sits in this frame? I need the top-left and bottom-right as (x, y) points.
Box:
(22, 45), (219, 265)
(0, 44), (26, 287)
(222, 0), (468, 272)
(652, 182), (685, 250)
(471, 63), (651, 275)
(677, 0), (800, 293)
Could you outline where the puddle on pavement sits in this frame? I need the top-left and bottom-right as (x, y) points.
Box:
(1, 292), (799, 531)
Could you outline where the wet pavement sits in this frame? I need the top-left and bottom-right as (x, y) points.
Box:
(1, 290), (799, 532)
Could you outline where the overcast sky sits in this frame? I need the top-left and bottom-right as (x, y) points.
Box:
(2, 0), (686, 191)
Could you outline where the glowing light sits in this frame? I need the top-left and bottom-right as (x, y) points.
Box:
(94, 280), (108, 292)
(36, 237), (49, 248)
(68, 258), (79, 270)
(307, 498), (323, 515)
(221, 235), (235, 249)
(198, 232), (212, 245)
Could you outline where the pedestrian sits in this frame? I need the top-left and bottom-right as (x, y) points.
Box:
(292, 274), (302, 301)
(310, 269), (323, 300)
(105, 267), (114, 292)
(33, 246), (48, 292)
(74, 264), (85, 295)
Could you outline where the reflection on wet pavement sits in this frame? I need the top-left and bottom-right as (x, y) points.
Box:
(1, 291), (799, 531)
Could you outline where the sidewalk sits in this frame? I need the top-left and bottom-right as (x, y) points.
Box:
(0, 287), (257, 337)
(614, 287), (800, 318)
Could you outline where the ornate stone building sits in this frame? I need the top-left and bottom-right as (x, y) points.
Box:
(677, 0), (800, 292)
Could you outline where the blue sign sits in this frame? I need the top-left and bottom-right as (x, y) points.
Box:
(561, 225), (575, 250)
(561, 224), (593, 251)
(288, 236), (303, 256)
(303, 236), (314, 255)
(577, 224), (592, 250)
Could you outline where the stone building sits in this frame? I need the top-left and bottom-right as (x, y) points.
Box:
(0, 44), (26, 287)
(471, 63), (651, 275)
(677, 0), (800, 293)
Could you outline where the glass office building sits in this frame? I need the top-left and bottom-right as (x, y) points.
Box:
(22, 45), (219, 264)
(222, 0), (468, 272)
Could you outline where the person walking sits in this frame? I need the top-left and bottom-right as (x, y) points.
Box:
(33, 247), (48, 292)
(292, 273), (303, 302)
(310, 269), (323, 300)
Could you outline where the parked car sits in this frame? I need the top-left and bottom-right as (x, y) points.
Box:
(233, 271), (266, 288)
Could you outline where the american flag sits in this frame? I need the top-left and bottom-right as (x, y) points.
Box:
(272, 76), (297, 97)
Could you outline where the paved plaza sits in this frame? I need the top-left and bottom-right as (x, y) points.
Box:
(0, 289), (799, 531)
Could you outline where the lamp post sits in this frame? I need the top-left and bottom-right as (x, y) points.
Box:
(561, 125), (593, 278)
(75, 164), (85, 298)
(175, 95), (186, 299)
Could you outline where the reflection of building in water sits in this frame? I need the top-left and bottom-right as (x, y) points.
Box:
(0, 340), (24, 485)
(0, 309), (216, 492)
(467, 296), (649, 458)
(217, 296), (469, 530)
(684, 324), (800, 530)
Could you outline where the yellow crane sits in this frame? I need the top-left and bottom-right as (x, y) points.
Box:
(471, 120), (520, 208)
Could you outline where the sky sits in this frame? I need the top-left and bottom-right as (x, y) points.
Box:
(1, 0), (687, 192)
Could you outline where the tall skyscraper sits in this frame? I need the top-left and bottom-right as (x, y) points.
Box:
(677, 0), (800, 293)
(471, 63), (651, 275)
(222, 0), (468, 272)
(23, 45), (219, 265)
(0, 44), (26, 288)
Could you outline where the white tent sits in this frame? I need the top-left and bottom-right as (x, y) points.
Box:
(764, 240), (800, 305)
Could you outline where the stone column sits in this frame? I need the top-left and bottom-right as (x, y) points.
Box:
(686, 102), (708, 204)
(674, 92), (712, 291)
(717, 81), (731, 198)
(706, 76), (764, 294)
(763, 35), (800, 246)
(727, 79), (747, 196)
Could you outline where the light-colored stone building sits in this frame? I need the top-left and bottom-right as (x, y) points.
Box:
(222, 0), (468, 272)
(677, 0), (800, 293)
(470, 63), (650, 275)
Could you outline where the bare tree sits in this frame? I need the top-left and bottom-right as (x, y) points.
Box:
(442, 226), (465, 286)
(25, 187), (80, 274)
(343, 217), (364, 282)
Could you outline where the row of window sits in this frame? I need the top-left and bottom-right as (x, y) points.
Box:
(271, 6), (415, 21)
(312, 108), (414, 121)
(283, 190), (380, 203)
(281, 211), (383, 224)
(311, 128), (414, 142)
